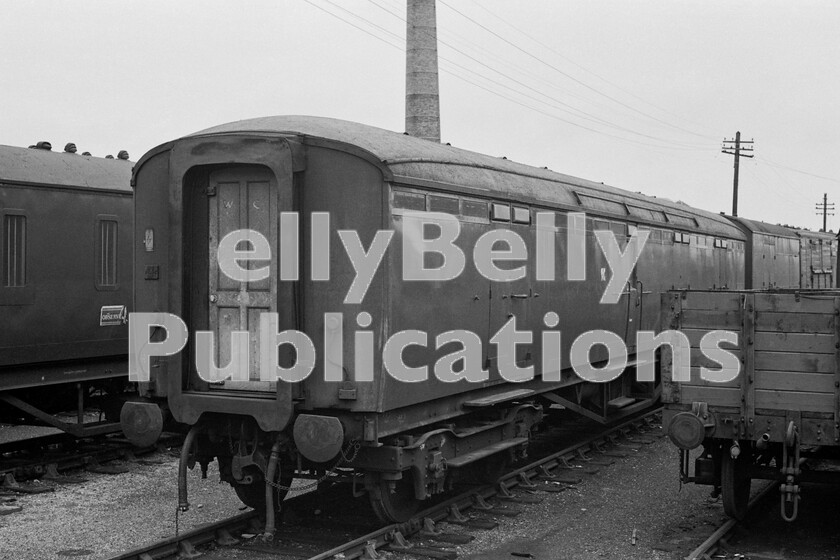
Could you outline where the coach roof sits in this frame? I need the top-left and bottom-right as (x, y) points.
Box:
(0, 144), (132, 192)
(727, 216), (799, 238)
(182, 116), (741, 237)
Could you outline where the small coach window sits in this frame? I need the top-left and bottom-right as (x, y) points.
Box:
(461, 199), (488, 219)
(512, 207), (530, 224)
(96, 217), (119, 290)
(428, 195), (459, 215)
(392, 190), (426, 211)
(3, 213), (26, 287)
(592, 219), (610, 230)
(491, 203), (511, 222)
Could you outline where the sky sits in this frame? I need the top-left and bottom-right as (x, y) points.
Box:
(1, 0), (838, 231)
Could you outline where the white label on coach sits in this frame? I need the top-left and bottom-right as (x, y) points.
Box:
(100, 305), (128, 326)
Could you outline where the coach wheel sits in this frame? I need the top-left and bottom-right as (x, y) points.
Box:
(721, 448), (751, 520)
(232, 464), (294, 513)
(369, 471), (420, 523)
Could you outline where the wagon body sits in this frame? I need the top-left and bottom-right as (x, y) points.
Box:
(661, 289), (840, 520)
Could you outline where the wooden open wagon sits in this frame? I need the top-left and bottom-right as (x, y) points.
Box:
(661, 289), (840, 521)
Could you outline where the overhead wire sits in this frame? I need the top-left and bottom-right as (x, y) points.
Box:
(464, 0), (720, 138)
(372, 0), (614, 115)
(437, 0), (716, 141)
(357, 0), (711, 149)
(754, 155), (840, 184)
(434, 3), (839, 189)
(305, 0), (840, 229)
(303, 0), (834, 204)
(307, 0), (709, 151)
(301, 0), (404, 50)
(749, 160), (800, 201)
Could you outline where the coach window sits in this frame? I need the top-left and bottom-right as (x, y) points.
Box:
(2, 212), (26, 287)
(96, 216), (119, 290)
(610, 221), (627, 237)
(491, 203), (511, 222)
(461, 199), (488, 223)
(512, 206), (530, 224)
(427, 194), (459, 215)
(392, 190), (426, 211)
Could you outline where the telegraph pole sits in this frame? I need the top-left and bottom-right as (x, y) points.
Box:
(721, 132), (754, 216)
(815, 193), (835, 232)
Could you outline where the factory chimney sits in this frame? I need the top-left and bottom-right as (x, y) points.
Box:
(405, 0), (441, 142)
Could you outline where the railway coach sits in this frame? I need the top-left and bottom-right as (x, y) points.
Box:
(0, 143), (133, 437)
(129, 116), (834, 522)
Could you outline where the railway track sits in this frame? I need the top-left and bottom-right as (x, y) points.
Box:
(684, 482), (777, 560)
(105, 406), (663, 560)
(684, 467), (840, 560)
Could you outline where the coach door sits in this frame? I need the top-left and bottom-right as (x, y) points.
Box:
(624, 224), (640, 352)
(207, 166), (278, 391)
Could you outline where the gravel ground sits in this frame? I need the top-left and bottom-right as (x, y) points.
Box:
(0, 426), (724, 560)
(0, 422), (62, 444)
(0, 412), (104, 444)
(0, 449), (251, 560)
(4, 423), (836, 560)
(452, 428), (732, 560)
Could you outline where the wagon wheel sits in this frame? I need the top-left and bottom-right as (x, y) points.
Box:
(721, 449), (751, 520)
(369, 471), (420, 523)
(231, 463), (294, 513)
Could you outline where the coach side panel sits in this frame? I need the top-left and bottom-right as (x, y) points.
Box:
(0, 184), (131, 368)
(132, 152), (172, 397)
(298, 145), (387, 411)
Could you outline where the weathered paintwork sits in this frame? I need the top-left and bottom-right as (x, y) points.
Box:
(796, 229), (837, 289)
(132, 117), (747, 441)
(133, 117), (834, 516)
(662, 290), (840, 446)
(726, 216), (802, 289)
(0, 145), (132, 382)
(661, 289), (840, 521)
